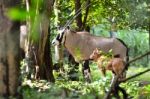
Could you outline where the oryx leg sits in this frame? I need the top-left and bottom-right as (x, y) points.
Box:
(68, 54), (79, 81)
(82, 60), (91, 83)
(111, 74), (116, 87)
(110, 74), (120, 99)
(112, 79), (128, 99)
(117, 85), (128, 99)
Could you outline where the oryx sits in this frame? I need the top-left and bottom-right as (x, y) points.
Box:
(52, 26), (129, 82)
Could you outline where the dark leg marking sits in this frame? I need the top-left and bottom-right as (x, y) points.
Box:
(82, 60), (91, 83)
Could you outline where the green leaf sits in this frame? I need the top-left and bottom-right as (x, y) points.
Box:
(7, 8), (27, 21)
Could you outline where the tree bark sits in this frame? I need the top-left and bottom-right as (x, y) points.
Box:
(148, 20), (150, 64)
(82, 0), (90, 30)
(75, 0), (82, 30)
(22, 0), (55, 82)
(37, 0), (55, 82)
(0, 0), (20, 98)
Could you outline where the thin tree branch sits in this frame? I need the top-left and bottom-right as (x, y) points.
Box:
(127, 51), (150, 65)
(120, 68), (150, 83)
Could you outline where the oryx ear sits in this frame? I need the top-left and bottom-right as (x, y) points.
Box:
(65, 26), (71, 33)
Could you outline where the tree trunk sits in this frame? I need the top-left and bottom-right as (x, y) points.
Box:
(75, 0), (82, 30)
(37, 0), (55, 82)
(38, 15), (55, 82)
(82, 0), (90, 30)
(0, 0), (20, 98)
(148, 20), (150, 64)
(23, 0), (55, 82)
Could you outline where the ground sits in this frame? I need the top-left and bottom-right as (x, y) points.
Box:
(22, 63), (150, 99)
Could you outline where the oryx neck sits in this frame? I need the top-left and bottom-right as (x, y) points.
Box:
(62, 32), (67, 45)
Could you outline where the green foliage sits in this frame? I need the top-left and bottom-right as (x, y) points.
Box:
(22, 78), (149, 99)
(22, 79), (109, 99)
(21, 60), (150, 99)
(141, 85), (150, 98)
(7, 8), (27, 21)
(117, 29), (149, 66)
(121, 81), (139, 98)
(117, 29), (149, 56)
(144, 85), (150, 92)
(51, 0), (149, 30)
(88, 0), (149, 29)
(7, 0), (46, 43)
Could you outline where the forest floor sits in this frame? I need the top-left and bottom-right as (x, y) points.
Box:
(22, 65), (150, 99)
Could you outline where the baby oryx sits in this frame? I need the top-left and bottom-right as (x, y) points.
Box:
(90, 48), (126, 80)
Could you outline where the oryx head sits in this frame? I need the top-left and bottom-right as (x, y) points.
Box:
(52, 26), (70, 46)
